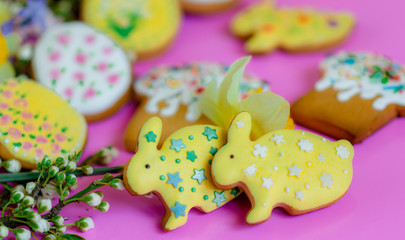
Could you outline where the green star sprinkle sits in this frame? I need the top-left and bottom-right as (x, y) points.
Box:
(202, 127), (218, 141)
(186, 151), (197, 162)
(144, 131), (157, 142)
(209, 147), (218, 156)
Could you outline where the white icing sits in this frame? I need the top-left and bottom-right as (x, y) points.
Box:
(297, 139), (314, 153)
(235, 120), (245, 129)
(33, 22), (132, 116)
(288, 163), (303, 178)
(135, 63), (269, 122)
(270, 133), (284, 145)
(336, 145), (350, 159)
(315, 52), (405, 110)
(320, 172), (335, 189)
(295, 191), (305, 200)
(261, 176), (275, 190)
(252, 144), (268, 158)
(243, 163), (257, 177)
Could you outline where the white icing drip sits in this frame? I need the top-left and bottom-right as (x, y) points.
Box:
(315, 52), (405, 110)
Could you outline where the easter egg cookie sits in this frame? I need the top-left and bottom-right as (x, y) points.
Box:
(32, 22), (132, 122)
(124, 62), (270, 152)
(0, 78), (87, 169)
(124, 117), (241, 231)
(292, 52), (405, 143)
(231, 1), (354, 54)
(81, 0), (181, 59)
(180, 0), (238, 14)
(211, 112), (354, 224)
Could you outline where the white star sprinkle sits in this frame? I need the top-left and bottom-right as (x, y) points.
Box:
(235, 120), (245, 129)
(336, 145), (350, 159)
(252, 144), (268, 158)
(318, 154), (326, 162)
(305, 184), (310, 189)
(297, 139), (314, 153)
(273, 166), (278, 171)
(279, 152), (284, 157)
(288, 163), (303, 178)
(320, 172), (335, 189)
(261, 176), (275, 190)
(285, 187), (290, 193)
(295, 191), (305, 201)
(243, 164), (257, 177)
(270, 134), (285, 145)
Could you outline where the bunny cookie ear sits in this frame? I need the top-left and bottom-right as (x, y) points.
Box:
(137, 117), (162, 152)
(227, 112), (252, 143)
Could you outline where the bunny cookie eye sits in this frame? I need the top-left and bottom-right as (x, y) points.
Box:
(230, 154), (235, 159)
(145, 164), (150, 169)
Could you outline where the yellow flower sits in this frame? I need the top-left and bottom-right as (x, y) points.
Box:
(200, 56), (294, 139)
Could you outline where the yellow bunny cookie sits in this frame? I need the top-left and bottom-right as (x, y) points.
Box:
(124, 117), (240, 231)
(231, 1), (354, 54)
(211, 112), (353, 224)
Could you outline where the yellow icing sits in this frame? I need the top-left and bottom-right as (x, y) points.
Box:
(125, 117), (240, 231)
(0, 79), (87, 166)
(212, 112), (353, 224)
(82, 0), (181, 56)
(231, 1), (354, 53)
(0, 33), (8, 66)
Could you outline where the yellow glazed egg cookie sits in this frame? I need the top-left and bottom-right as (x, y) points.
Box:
(124, 117), (241, 231)
(231, 1), (354, 54)
(81, 0), (181, 59)
(0, 78), (87, 168)
(211, 112), (353, 224)
(32, 22), (132, 122)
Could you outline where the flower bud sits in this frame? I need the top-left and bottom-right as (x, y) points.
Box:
(84, 192), (102, 207)
(25, 182), (36, 195)
(27, 212), (41, 222)
(0, 226), (9, 238)
(10, 191), (25, 204)
(44, 234), (56, 240)
(52, 215), (64, 227)
(21, 196), (34, 207)
(38, 199), (52, 214)
(4, 159), (21, 173)
(41, 156), (52, 169)
(97, 201), (110, 212)
(32, 218), (50, 233)
(48, 166), (59, 177)
(41, 183), (59, 199)
(81, 165), (93, 175)
(12, 185), (25, 194)
(66, 174), (77, 186)
(57, 226), (66, 233)
(62, 188), (70, 198)
(55, 172), (66, 184)
(13, 228), (31, 240)
(110, 178), (124, 190)
(66, 161), (76, 172)
(76, 217), (94, 232)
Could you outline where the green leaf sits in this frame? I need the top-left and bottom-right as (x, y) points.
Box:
(59, 233), (85, 240)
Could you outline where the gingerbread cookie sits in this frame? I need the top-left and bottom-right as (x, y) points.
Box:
(291, 52), (405, 143)
(124, 117), (241, 231)
(32, 22), (132, 122)
(231, 1), (354, 54)
(180, 0), (238, 14)
(81, 0), (181, 59)
(211, 112), (354, 224)
(124, 62), (270, 152)
(0, 78), (87, 169)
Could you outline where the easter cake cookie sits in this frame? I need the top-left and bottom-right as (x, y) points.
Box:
(124, 61), (270, 152)
(211, 112), (354, 224)
(180, 0), (238, 14)
(291, 52), (405, 143)
(124, 117), (241, 231)
(32, 22), (132, 122)
(81, 0), (181, 59)
(0, 78), (87, 169)
(231, 1), (354, 54)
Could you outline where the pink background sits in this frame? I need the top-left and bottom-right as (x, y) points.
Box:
(64, 0), (405, 239)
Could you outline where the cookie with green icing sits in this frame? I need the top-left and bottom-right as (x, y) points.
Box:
(0, 78), (87, 168)
(292, 52), (405, 143)
(81, 0), (181, 59)
(124, 117), (241, 231)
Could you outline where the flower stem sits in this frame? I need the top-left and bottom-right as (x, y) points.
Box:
(0, 166), (124, 183)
